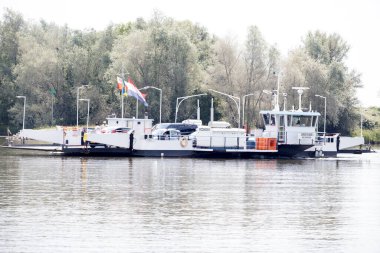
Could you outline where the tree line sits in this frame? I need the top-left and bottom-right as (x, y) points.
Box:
(0, 9), (362, 135)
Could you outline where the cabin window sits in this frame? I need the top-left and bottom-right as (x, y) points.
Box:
(263, 114), (270, 125)
(279, 115), (284, 127)
(270, 115), (276, 125)
(312, 116), (317, 127)
(289, 115), (313, 127)
(263, 114), (276, 126)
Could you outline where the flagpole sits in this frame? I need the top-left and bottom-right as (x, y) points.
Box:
(51, 94), (54, 126)
(121, 65), (125, 119)
(136, 98), (138, 118)
(121, 91), (124, 118)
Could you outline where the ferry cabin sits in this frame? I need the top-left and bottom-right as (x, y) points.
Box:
(259, 110), (320, 146)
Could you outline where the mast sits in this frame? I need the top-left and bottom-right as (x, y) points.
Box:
(121, 64), (125, 119)
(197, 99), (200, 120)
(210, 97), (214, 123)
(292, 87), (310, 112)
(283, 93), (287, 111)
(275, 72), (280, 111)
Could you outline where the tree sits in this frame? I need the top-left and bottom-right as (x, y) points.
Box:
(0, 9), (24, 133)
(107, 14), (202, 124)
(207, 35), (242, 126)
(281, 31), (361, 135)
(304, 31), (350, 65)
(208, 27), (280, 128)
(243, 26), (280, 129)
(9, 20), (116, 129)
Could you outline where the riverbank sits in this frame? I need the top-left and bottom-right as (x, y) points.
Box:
(362, 130), (380, 144)
(351, 107), (380, 144)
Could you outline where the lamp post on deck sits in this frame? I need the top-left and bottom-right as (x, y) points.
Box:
(139, 86), (162, 123)
(16, 96), (26, 130)
(315, 94), (326, 139)
(208, 89), (241, 128)
(175, 93), (207, 123)
(79, 99), (90, 132)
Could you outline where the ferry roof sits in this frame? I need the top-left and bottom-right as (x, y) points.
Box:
(106, 117), (153, 122)
(259, 110), (321, 116)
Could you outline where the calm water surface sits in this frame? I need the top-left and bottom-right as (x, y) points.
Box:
(1, 147), (380, 252)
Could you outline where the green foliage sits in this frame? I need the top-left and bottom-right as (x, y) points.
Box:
(107, 14), (204, 123)
(282, 31), (361, 135)
(362, 119), (376, 130)
(351, 107), (380, 143)
(0, 9), (24, 133)
(5, 19), (119, 129)
(360, 129), (380, 144)
(242, 26), (279, 128)
(304, 31), (350, 65)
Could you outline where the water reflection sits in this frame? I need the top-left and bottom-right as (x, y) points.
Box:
(80, 158), (87, 193)
(0, 150), (380, 252)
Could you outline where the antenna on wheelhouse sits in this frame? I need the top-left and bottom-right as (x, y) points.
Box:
(292, 87), (310, 112)
(210, 97), (214, 123)
(120, 64), (127, 119)
(272, 71), (281, 111)
(283, 93), (287, 111)
(197, 99), (200, 120)
(276, 72), (280, 111)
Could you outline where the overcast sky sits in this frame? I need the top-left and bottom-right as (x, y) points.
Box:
(1, 0), (379, 106)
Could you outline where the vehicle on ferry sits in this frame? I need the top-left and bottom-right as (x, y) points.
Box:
(152, 128), (181, 140)
(151, 123), (198, 136)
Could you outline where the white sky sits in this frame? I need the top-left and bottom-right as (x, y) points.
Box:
(1, 0), (379, 106)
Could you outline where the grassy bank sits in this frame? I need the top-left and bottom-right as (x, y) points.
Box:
(353, 106), (380, 144)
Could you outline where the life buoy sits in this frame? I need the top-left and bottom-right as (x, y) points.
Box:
(180, 137), (188, 147)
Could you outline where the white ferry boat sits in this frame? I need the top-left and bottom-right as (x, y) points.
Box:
(7, 87), (325, 158)
(35, 115), (314, 158)
(4, 80), (367, 158)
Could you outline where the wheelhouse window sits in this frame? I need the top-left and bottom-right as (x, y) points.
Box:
(312, 116), (318, 127)
(263, 113), (276, 126)
(270, 115), (276, 126)
(288, 115), (314, 127)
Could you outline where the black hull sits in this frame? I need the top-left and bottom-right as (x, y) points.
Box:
(62, 144), (312, 159)
(297, 150), (338, 158)
(62, 146), (132, 156)
(132, 149), (194, 157)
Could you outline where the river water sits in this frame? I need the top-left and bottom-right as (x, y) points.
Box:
(1, 147), (380, 252)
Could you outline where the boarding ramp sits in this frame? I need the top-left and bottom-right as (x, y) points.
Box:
(339, 136), (365, 150)
(19, 129), (65, 145)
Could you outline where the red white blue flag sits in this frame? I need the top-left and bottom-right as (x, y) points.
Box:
(117, 76), (148, 107)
